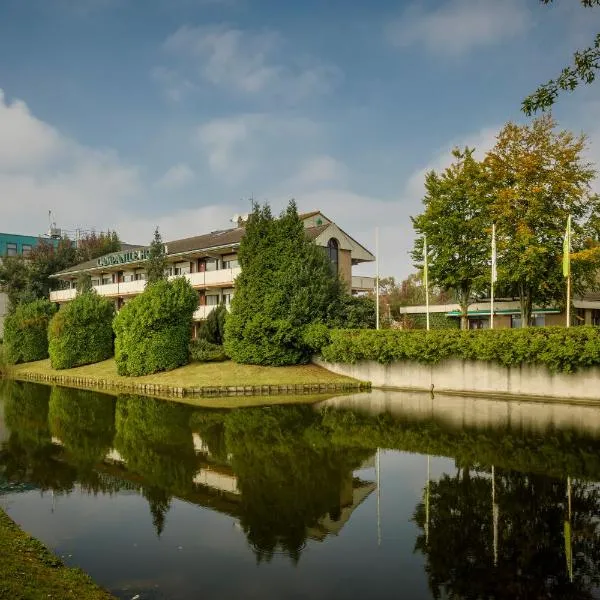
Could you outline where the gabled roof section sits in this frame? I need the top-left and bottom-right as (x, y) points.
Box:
(312, 223), (375, 263)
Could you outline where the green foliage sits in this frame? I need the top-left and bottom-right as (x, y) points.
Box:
(328, 294), (376, 329)
(198, 304), (227, 344)
(75, 272), (93, 293)
(302, 323), (331, 353)
(320, 326), (600, 373)
(412, 147), (490, 329)
(75, 230), (121, 263)
(48, 291), (115, 369)
(486, 115), (600, 326)
(402, 312), (460, 330)
(188, 338), (227, 362)
(48, 387), (116, 471)
(523, 2), (600, 114)
(225, 201), (345, 366)
(3, 299), (57, 364)
(145, 227), (167, 285)
(113, 277), (197, 376)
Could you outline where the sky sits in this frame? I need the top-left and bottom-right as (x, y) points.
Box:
(1, 0), (599, 279)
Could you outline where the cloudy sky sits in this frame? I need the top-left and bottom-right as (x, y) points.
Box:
(1, 0), (599, 278)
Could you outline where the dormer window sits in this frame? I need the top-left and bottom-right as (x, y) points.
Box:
(327, 238), (339, 274)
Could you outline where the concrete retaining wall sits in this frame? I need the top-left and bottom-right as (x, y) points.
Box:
(314, 358), (600, 401)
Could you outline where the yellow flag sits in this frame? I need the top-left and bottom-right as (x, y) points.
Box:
(563, 216), (571, 278)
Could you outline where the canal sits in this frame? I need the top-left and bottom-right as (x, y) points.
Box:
(1, 381), (600, 599)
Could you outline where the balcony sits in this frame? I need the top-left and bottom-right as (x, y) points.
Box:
(186, 267), (241, 288)
(351, 276), (376, 292)
(50, 288), (77, 302)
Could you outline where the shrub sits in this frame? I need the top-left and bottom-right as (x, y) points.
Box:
(328, 295), (376, 329)
(198, 304), (227, 345)
(320, 326), (600, 373)
(302, 323), (331, 353)
(48, 291), (115, 369)
(3, 299), (57, 364)
(113, 277), (198, 376)
(189, 338), (228, 362)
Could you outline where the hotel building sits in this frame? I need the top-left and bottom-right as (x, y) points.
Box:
(50, 211), (376, 330)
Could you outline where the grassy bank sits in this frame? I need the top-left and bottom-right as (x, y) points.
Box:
(0, 508), (114, 599)
(10, 358), (363, 399)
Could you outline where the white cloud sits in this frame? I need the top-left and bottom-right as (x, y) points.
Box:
(155, 163), (195, 190)
(160, 25), (341, 101)
(0, 89), (142, 236)
(286, 156), (347, 190)
(387, 0), (531, 56)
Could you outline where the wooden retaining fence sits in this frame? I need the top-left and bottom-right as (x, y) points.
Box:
(13, 371), (369, 398)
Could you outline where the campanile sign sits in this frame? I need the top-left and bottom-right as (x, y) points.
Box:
(96, 249), (150, 268)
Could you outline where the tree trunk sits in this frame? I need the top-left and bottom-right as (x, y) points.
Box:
(459, 286), (470, 331)
(519, 283), (532, 328)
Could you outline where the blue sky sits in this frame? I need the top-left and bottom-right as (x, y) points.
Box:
(1, 0), (599, 278)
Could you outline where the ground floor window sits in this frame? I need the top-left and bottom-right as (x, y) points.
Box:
(469, 318), (489, 329)
(593, 310), (600, 326)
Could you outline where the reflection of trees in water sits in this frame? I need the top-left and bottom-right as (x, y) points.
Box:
(114, 394), (196, 536)
(48, 387), (116, 474)
(223, 406), (372, 562)
(1, 382), (76, 492)
(414, 466), (600, 599)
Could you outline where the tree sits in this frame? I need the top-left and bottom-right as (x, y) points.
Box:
(199, 303), (228, 345)
(146, 227), (167, 285)
(224, 201), (345, 365)
(0, 256), (32, 307)
(75, 230), (121, 263)
(523, 1), (600, 114)
(412, 148), (491, 330)
(485, 115), (600, 326)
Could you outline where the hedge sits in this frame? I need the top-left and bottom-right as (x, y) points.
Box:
(189, 339), (227, 362)
(3, 299), (57, 364)
(320, 326), (600, 373)
(48, 291), (115, 370)
(113, 278), (197, 376)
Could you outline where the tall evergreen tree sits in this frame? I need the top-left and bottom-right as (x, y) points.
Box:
(146, 227), (167, 285)
(225, 201), (344, 365)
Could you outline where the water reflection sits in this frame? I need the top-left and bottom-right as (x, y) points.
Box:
(1, 382), (600, 598)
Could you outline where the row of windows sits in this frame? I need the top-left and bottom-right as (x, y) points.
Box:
(5, 243), (33, 257)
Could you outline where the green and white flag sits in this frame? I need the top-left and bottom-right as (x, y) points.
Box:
(563, 215), (572, 278)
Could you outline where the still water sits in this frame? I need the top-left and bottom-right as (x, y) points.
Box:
(2, 381), (600, 599)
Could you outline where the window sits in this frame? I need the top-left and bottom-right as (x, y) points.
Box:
(174, 267), (182, 275)
(223, 293), (233, 305)
(326, 238), (339, 274)
(512, 314), (545, 328)
(205, 259), (218, 272)
(592, 310), (600, 326)
(6, 243), (17, 256)
(206, 295), (219, 306)
(223, 259), (239, 269)
(102, 276), (111, 285)
(469, 318), (489, 329)
(134, 272), (146, 281)
(22, 244), (32, 257)
(91, 279), (100, 287)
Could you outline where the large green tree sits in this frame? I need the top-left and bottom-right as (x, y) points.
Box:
(523, 1), (600, 114)
(485, 115), (600, 326)
(225, 201), (345, 365)
(412, 148), (491, 330)
(75, 230), (121, 263)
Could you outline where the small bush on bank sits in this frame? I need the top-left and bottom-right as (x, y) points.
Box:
(197, 304), (227, 345)
(113, 278), (198, 376)
(189, 338), (228, 363)
(3, 299), (57, 364)
(48, 291), (115, 370)
(320, 326), (600, 373)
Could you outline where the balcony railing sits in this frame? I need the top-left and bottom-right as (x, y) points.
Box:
(49, 288), (77, 302)
(351, 276), (376, 291)
(186, 267), (241, 287)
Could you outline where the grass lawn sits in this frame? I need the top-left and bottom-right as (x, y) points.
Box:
(12, 358), (357, 388)
(0, 508), (114, 599)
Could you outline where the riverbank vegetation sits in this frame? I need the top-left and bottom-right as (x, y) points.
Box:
(0, 508), (114, 599)
(319, 326), (600, 373)
(11, 357), (356, 389)
(48, 291), (115, 370)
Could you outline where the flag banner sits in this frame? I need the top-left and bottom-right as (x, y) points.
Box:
(423, 236), (428, 287)
(491, 224), (497, 283)
(563, 215), (571, 278)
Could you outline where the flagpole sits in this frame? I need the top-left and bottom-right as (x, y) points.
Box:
(424, 235), (430, 331)
(491, 224), (496, 330)
(376, 227), (380, 331)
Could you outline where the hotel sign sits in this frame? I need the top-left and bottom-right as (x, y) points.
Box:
(96, 249), (150, 267)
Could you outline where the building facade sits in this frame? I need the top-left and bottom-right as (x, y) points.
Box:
(0, 233), (60, 338)
(49, 212), (376, 331)
(398, 297), (600, 329)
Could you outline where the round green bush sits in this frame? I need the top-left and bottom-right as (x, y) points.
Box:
(113, 277), (198, 376)
(3, 299), (57, 364)
(48, 291), (115, 369)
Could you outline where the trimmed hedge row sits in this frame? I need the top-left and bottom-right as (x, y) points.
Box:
(3, 299), (57, 364)
(320, 326), (600, 373)
(48, 291), (115, 370)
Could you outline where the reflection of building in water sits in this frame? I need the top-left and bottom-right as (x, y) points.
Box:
(56, 434), (376, 543)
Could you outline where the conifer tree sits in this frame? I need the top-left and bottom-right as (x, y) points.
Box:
(146, 227), (167, 285)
